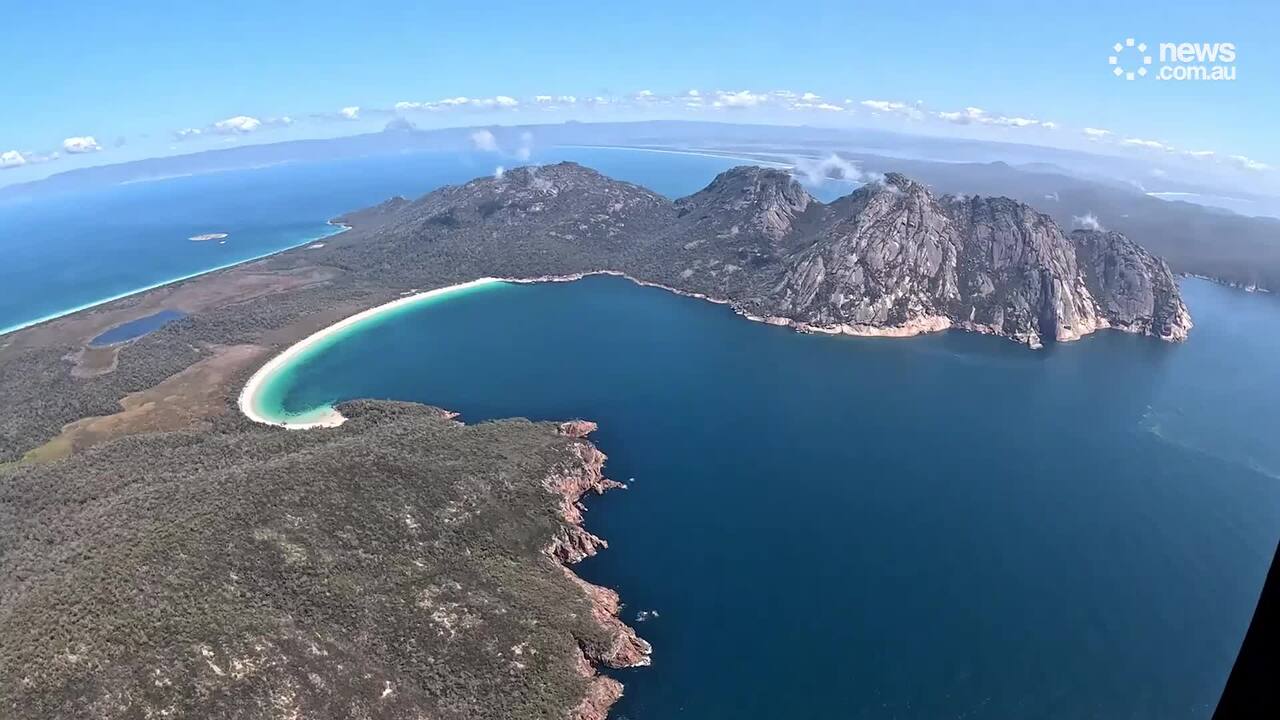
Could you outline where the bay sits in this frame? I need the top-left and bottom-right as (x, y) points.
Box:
(267, 274), (1280, 719)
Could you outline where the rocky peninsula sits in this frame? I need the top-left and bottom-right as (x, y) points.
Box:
(0, 402), (647, 719)
(334, 163), (1188, 350)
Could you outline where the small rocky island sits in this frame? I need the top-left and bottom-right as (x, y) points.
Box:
(0, 163), (1191, 719)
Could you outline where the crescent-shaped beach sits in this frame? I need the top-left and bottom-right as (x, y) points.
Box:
(238, 277), (507, 428)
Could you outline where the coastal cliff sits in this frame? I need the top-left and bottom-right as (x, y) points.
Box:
(1072, 228), (1193, 341)
(334, 163), (1191, 348)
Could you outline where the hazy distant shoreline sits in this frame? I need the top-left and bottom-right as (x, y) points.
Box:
(0, 221), (349, 338)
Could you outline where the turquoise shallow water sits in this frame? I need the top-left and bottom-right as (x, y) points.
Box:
(263, 274), (1280, 719)
(0, 147), (798, 335)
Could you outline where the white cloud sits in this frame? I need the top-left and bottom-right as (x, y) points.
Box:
(785, 92), (843, 112)
(515, 131), (534, 161)
(1, 150), (29, 169)
(470, 129), (499, 152)
(213, 115), (263, 134)
(1183, 149), (1215, 157)
(860, 99), (902, 112)
(494, 165), (505, 179)
(1073, 213), (1104, 231)
(711, 90), (769, 108)
(1122, 137), (1173, 151)
(687, 89), (700, 97)
(935, 106), (987, 124)
(993, 115), (1039, 128)
(793, 154), (878, 186)
(934, 106), (1048, 128)
(339, 106), (360, 120)
(1228, 154), (1270, 171)
(174, 128), (203, 140)
(396, 95), (520, 112)
(859, 99), (924, 120)
(62, 136), (102, 154)
(1, 149), (57, 169)
(531, 94), (578, 109)
(1082, 127), (1113, 139)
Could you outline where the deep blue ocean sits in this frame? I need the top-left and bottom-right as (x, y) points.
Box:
(5, 149), (1279, 717)
(0, 147), (804, 335)
(269, 275), (1280, 719)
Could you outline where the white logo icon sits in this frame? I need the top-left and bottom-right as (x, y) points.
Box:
(1109, 38), (1153, 80)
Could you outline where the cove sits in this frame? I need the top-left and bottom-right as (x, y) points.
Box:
(249, 274), (1280, 719)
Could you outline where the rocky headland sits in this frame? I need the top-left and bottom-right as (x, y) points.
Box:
(0, 401), (646, 720)
(333, 163), (1191, 349)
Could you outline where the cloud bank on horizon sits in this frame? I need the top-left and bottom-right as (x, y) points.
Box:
(1, 88), (1272, 182)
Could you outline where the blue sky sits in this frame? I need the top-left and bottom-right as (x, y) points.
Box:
(3, 0), (1277, 187)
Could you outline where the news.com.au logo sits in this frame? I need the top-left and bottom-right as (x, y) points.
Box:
(1108, 38), (1236, 81)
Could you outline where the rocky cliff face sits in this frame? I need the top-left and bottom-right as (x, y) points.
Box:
(1072, 229), (1193, 341)
(337, 162), (1191, 347)
(769, 173), (965, 335)
(652, 167), (1186, 347)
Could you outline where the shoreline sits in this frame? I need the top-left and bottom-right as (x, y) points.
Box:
(546, 420), (651, 720)
(239, 270), (987, 430)
(246, 267), (1209, 430)
(0, 221), (350, 339)
(238, 277), (507, 428)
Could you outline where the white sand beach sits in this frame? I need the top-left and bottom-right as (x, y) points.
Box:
(238, 277), (506, 428)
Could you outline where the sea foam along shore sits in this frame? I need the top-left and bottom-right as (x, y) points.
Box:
(238, 277), (507, 428)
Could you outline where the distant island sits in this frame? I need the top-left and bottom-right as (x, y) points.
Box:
(188, 232), (228, 241)
(0, 163), (1192, 719)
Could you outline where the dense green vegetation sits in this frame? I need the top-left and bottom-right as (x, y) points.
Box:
(1, 402), (614, 718)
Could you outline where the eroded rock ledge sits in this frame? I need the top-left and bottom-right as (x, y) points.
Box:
(548, 420), (652, 720)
